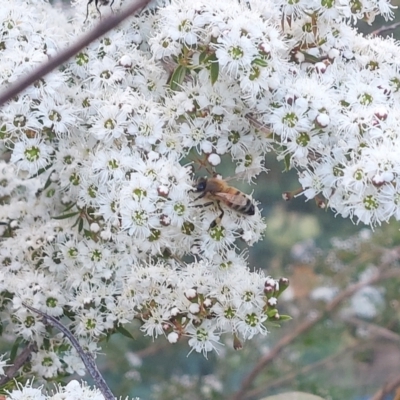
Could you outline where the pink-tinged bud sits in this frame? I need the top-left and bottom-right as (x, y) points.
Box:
(189, 303), (200, 314)
(167, 332), (179, 344)
(158, 185), (169, 196)
(315, 197), (326, 209)
(315, 62), (326, 74)
(264, 285), (274, 296)
(279, 277), (289, 288)
(203, 298), (212, 308)
(233, 335), (243, 350)
(160, 214), (171, 226)
(282, 192), (291, 201)
(328, 48), (340, 60)
(268, 297), (278, 307)
(374, 106), (388, 121)
(315, 113), (330, 128)
(208, 153), (221, 166)
(185, 288), (197, 299)
(119, 55), (132, 67)
(274, 313), (280, 320)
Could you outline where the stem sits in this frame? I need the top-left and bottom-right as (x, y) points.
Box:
(22, 303), (115, 400)
(0, 0), (151, 107)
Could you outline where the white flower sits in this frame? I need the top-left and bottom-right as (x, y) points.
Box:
(215, 29), (258, 77)
(31, 350), (62, 379)
(11, 137), (52, 175)
(187, 320), (223, 356)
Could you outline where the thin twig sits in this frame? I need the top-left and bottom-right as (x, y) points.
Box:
(22, 303), (115, 400)
(0, 0), (151, 107)
(244, 341), (363, 400)
(370, 21), (400, 36)
(0, 343), (37, 386)
(370, 374), (400, 400)
(230, 268), (400, 400)
(342, 316), (400, 342)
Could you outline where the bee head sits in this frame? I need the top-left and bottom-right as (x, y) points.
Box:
(195, 177), (208, 192)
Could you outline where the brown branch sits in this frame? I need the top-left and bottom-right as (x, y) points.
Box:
(230, 268), (400, 400)
(370, 374), (400, 400)
(243, 341), (363, 400)
(342, 316), (400, 343)
(0, 343), (37, 386)
(370, 21), (400, 36)
(135, 342), (170, 358)
(23, 302), (115, 400)
(0, 0), (151, 107)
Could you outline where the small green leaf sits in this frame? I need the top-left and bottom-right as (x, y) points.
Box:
(62, 202), (77, 213)
(252, 58), (268, 67)
(30, 163), (54, 179)
(209, 53), (219, 85)
(199, 51), (207, 64)
(284, 152), (291, 171)
(169, 65), (188, 91)
(43, 170), (55, 190)
(52, 211), (80, 220)
(78, 218), (84, 232)
(10, 337), (22, 362)
(116, 325), (135, 340)
(261, 392), (325, 400)
(278, 314), (293, 321)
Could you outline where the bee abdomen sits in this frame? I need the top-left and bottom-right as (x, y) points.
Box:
(244, 199), (255, 215)
(231, 198), (255, 215)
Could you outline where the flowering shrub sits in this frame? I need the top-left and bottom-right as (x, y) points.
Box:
(0, 0), (398, 396)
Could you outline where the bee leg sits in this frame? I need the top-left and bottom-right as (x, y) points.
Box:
(192, 201), (214, 209)
(84, 0), (93, 22)
(192, 192), (206, 202)
(209, 201), (224, 229)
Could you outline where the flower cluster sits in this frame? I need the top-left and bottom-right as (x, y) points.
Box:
(6, 379), (139, 400)
(0, 0), (287, 383)
(0, 0), (398, 388)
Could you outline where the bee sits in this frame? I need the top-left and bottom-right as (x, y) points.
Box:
(85, 0), (115, 21)
(193, 177), (255, 228)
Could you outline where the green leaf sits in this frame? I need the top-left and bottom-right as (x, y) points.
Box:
(116, 325), (135, 340)
(62, 202), (77, 213)
(52, 211), (80, 220)
(199, 51), (207, 64)
(169, 65), (188, 91)
(261, 392), (325, 400)
(278, 314), (293, 321)
(43, 170), (55, 190)
(10, 337), (22, 362)
(252, 58), (268, 67)
(78, 218), (84, 232)
(29, 162), (54, 179)
(209, 53), (219, 85)
(284, 152), (291, 171)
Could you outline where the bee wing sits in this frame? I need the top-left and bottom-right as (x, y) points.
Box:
(222, 168), (265, 183)
(215, 192), (249, 207)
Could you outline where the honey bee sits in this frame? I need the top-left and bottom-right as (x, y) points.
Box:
(85, 0), (114, 21)
(193, 177), (255, 228)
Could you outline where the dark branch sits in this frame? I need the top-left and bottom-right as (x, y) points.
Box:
(0, 343), (37, 386)
(0, 0), (151, 107)
(22, 302), (115, 400)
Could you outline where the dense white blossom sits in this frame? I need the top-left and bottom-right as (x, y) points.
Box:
(0, 0), (397, 392)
